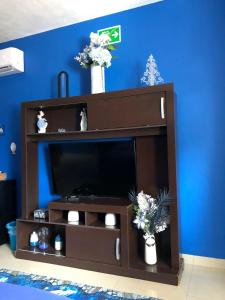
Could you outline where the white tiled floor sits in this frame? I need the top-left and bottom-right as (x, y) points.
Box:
(0, 244), (224, 300)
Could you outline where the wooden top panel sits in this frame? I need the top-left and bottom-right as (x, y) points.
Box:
(48, 198), (132, 214)
(22, 84), (174, 108)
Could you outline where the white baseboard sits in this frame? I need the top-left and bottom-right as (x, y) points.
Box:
(181, 254), (225, 269)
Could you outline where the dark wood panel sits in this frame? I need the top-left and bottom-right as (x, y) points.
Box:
(48, 198), (131, 215)
(26, 125), (166, 142)
(22, 84), (173, 109)
(15, 249), (183, 285)
(88, 92), (166, 130)
(166, 91), (180, 270)
(135, 136), (169, 197)
(24, 142), (38, 218)
(66, 226), (120, 265)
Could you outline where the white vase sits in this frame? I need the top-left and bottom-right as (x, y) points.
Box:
(91, 64), (105, 94)
(145, 235), (157, 265)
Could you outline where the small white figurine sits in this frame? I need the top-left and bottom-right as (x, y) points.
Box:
(10, 142), (16, 155)
(80, 108), (87, 131)
(37, 110), (48, 133)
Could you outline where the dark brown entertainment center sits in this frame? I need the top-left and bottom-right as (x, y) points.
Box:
(16, 83), (183, 285)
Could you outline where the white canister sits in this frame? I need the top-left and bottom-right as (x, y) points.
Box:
(105, 213), (116, 227)
(54, 234), (63, 251)
(30, 231), (38, 247)
(68, 211), (79, 224)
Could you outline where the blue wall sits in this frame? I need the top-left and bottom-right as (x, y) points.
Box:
(0, 0), (224, 259)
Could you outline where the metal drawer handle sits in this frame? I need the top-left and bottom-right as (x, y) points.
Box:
(161, 97), (165, 119)
(115, 237), (120, 261)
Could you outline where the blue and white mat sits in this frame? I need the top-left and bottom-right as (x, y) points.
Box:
(0, 269), (161, 300)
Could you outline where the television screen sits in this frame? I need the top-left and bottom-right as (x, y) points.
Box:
(48, 140), (136, 197)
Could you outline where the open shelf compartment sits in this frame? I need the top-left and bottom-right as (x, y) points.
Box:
(85, 212), (120, 229)
(27, 103), (87, 135)
(17, 219), (66, 257)
(49, 209), (85, 226)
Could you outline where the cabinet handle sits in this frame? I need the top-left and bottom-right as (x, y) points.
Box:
(161, 97), (165, 119)
(115, 237), (120, 261)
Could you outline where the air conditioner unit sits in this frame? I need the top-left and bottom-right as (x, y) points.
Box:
(0, 47), (24, 77)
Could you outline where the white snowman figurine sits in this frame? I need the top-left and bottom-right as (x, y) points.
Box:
(37, 110), (48, 133)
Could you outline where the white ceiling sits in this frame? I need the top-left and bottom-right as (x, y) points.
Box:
(0, 0), (161, 43)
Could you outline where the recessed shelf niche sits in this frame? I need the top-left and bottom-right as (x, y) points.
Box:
(27, 103), (87, 134)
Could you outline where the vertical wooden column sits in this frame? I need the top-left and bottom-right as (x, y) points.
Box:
(166, 88), (180, 270)
(21, 104), (38, 218)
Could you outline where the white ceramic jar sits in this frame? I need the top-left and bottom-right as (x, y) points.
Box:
(68, 211), (79, 224)
(105, 213), (116, 226)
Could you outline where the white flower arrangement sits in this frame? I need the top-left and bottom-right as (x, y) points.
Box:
(75, 32), (117, 68)
(129, 190), (170, 242)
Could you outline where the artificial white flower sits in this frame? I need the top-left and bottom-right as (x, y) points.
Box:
(90, 32), (99, 45)
(133, 213), (147, 230)
(98, 33), (110, 46)
(131, 190), (170, 238)
(137, 191), (150, 211)
(75, 32), (115, 68)
(155, 222), (167, 233)
(89, 47), (112, 67)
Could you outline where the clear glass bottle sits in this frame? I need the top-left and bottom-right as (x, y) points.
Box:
(38, 227), (49, 252)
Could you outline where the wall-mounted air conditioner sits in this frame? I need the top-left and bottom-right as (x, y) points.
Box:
(0, 47), (24, 77)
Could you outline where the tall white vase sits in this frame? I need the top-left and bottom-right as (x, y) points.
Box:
(91, 64), (105, 94)
(145, 234), (157, 265)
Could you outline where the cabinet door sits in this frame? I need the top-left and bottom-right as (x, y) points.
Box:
(66, 226), (121, 265)
(88, 92), (166, 130)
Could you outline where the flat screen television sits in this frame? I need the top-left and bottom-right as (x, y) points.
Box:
(48, 139), (136, 198)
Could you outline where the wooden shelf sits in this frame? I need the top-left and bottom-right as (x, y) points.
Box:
(26, 125), (167, 142)
(17, 218), (69, 227)
(18, 217), (119, 231)
(87, 220), (120, 231)
(17, 246), (65, 257)
(49, 198), (131, 214)
(15, 251), (183, 285)
(130, 255), (173, 274)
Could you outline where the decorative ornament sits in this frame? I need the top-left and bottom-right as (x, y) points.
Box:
(37, 110), (48, 133)
(141, 54), (164, 86)
(38, 227), (49, 251)
(0, 124), (5, 135)
(10, 142), (16, 155)
(57, 71), (69, 98)
(80, 108), (87, 131)
(58, 128), (66, 133)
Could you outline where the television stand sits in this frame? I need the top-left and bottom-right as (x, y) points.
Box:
(16, 84), (182, 285)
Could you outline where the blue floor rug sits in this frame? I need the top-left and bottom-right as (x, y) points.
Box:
(0, 269), (161, 300)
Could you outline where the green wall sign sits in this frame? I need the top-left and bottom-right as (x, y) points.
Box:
(98, 25), (121, 44)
